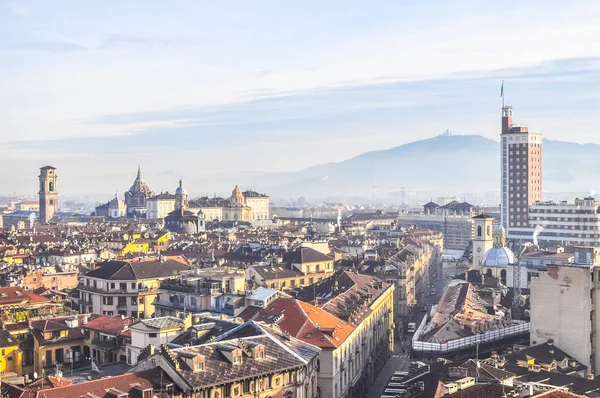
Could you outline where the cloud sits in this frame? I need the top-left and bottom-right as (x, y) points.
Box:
(12, 41), (88, 52)
(98, 34), (209, 49)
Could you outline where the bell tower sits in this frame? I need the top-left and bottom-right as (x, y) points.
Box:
(39, 166), (58, 224)
(472, 214), (494, 270)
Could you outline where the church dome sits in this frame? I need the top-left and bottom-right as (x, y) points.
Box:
(175, 180), (188, 196)
(108, 194), (126, 209)
(493, 224), (506, 235)
(481, 246), (515, 267)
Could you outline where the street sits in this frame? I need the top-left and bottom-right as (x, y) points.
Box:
(370, 259), (464, 397)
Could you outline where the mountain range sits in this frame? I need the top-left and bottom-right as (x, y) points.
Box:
(246, 134), (600, 201)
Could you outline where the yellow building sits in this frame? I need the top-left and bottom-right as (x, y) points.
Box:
(0, 330), (23, 375)
(121, 239), (150, 256)
(152, 231), (171, 251)
(30, 316), (85, 375)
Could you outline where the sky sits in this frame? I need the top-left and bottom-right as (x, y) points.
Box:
(1, 0), (600, 198)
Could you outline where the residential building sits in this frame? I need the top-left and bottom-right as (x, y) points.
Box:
(15, 201), (39, 212)
(132, 320), (320, 398)
(246, 246), (335, 289)
(500, 106), (543, 235)
(82, 314), (132, 365)
(2, 369), (176, 398)
(30, 315), (85, 375)
(530, 246), (600, 376)
(296, 270), (395, 398)
(39, 166), (58, 224)
(0, 329), (22, 375)
(0, 286), (65, 325)
(154, 266), (247, 317)
(146, 192), (176, 219)
(76, 257), (191, 318)
(504, 340), (588, 377)
(380, 231), (442, 333)
(124, 166), (154, 217)
(510, 197), (600, 245)
(243, 190), (270, 220)
(127, 314), (191, 365)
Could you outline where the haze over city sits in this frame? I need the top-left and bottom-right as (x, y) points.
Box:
(2, 1), (600, 197)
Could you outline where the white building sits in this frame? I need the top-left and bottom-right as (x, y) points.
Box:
(243, 190), (270, 220)
(530, 246), (600, 376)
(146, 193), (176, 219)
(510, 197), (600, 246)
(127, 315), (190, 365)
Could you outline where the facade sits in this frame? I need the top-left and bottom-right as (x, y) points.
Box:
(222, 185), (253, 222)
(76, 257), (191, 318)
(530, 246), (600, 376)
(39, 166), (58, 224)
(243, 190), (270, 220)
(15, 201), (39, 212)
(146, 192), (176, 219)
(2, 211), (38, 231)
(124, 166), (154, 217)
(397, 212), (473, 250)
(296, 271), (395, 398)
(128, 315), (190, 365)
(30, 316), (85, 374)
(154, 266), (247, 317)
(472, 214), (494, 270)
(131, 320), (321, 398)
(82, 314), (132, 365)
(246, 247), (335, 289)
(500, 106), (543, 235)
(510, 197), (600, 245)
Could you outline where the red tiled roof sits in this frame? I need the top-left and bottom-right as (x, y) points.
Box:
(0, 287), (50, 306)
(240, 297), (354, 348)
(5, 370), (162, 398)
(83, 315), (132, 335)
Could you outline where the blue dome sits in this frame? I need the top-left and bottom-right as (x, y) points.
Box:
(482, 246), (515, 267)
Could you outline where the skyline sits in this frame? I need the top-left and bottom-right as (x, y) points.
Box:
(2, 1), (600, 195)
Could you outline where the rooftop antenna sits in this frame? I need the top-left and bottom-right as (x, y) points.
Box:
(501, 80), (505, 109)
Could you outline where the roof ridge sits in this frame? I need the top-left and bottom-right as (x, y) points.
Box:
(258, 321), (310, 364)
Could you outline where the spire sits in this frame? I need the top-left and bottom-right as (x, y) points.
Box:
(136, 165), (142, 180)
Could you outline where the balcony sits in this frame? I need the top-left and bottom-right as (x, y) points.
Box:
(78, 284), (154, 295)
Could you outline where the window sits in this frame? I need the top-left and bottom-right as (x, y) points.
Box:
(149, 333), (158, 338)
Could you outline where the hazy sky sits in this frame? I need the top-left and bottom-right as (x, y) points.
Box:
(1, 0), (600, 197)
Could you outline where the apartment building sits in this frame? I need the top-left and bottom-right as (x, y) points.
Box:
(132, 320), (320, 398)
(154, 266), (246, 317)
(77, 257), (191, 318)
(510, 197), (600, 246)
(530, 246), (600, 376)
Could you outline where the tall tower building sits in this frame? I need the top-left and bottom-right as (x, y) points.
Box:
(500, 106), (543, 235)
(39, 166), (58, 224)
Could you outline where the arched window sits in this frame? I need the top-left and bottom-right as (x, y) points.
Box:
(487, 225), (491, 236)
(477, 225), (482, 237)
(500, 269), (507, 285)
(49, 182), (54, 192)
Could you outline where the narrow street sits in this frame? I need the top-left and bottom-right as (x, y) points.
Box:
(369, 259), (465, 397)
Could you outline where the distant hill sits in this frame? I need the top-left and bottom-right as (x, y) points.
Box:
(248, 134), (600, 200)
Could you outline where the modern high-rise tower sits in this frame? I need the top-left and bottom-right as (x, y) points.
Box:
(500, 106), (543, 235)
(39, 166), (58, 224)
